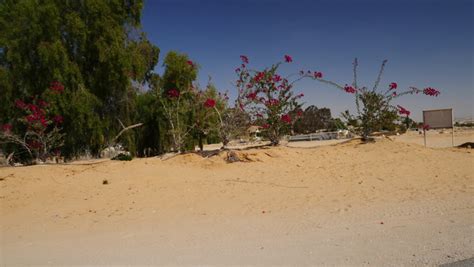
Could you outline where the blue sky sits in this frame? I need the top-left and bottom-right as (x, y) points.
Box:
(142, 0), (473, 121)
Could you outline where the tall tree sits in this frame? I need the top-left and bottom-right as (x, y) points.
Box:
(0, 0), (159, 158)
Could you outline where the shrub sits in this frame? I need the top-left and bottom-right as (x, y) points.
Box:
(308, 59), (440, 140)
(234, 55), (312, 145)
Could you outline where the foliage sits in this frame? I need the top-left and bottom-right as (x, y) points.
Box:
(0, 0), (159, 158)
(157, 51), (224, 152)
(293, 105), (334, 134)
(0, 83), (65, 162)
(111, 153), (133, 161)
(234, 55), (307, 145)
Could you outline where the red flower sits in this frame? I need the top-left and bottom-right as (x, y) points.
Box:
(344, 85), (357, 94)
(284, 55), (293, 63)
(273, 75), (282, 82)
(423, 87), (440, 96)
(27, 103), (38, 112)
(297, 109), (303, 117)
(1, 123), (12, 133)
(167, 89), (180, 98)
(262, 123), (270, 129)
(314, 72), (323, 79)
(38, 99), (49, 108)
(281, 114), (292, 124)
(397, 105), (411, 116)
(40, 117), (48, 127)
(240, 55), (249, 64)
(187, 60), (194, 67)
(423, 124), (430, 130)
(265, 98), (279, 106)
(254, 72), (265, 82)
(15, 99), (27, 109)
(49, 81), (64, 93)
(204, 98), (216, 108)
(389, 82), (397, 90)
(246, 92), (257, 100)
(53, 115), (63, 124)
(26, 114), (36, 123)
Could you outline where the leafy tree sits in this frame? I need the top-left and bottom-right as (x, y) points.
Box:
(158, 51), (200, 152)
(293, 105), (333, 134)
(0, 0), (159, 159)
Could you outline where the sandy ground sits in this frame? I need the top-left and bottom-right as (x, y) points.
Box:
(1, 135), (473, 266)
(393, 128), (474, 148)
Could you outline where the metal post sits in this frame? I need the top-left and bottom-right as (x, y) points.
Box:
(452, 127), (455, 147)
(423, 129), (427, 147)
(451, 109), (455, 147)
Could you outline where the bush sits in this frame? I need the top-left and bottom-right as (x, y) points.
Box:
(111, 153), (132, 161)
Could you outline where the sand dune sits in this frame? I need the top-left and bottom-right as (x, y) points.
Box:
(1, 138), (473, 265)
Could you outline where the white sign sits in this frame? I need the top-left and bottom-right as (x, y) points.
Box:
(423, 108), (453, 129)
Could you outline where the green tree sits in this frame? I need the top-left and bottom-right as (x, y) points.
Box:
(0, 0), (159, 159)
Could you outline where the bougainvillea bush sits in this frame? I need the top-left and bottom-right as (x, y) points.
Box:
(303, 58), (440, 140)
(235, 55), (311, 145)
(0, 81), (65, 163)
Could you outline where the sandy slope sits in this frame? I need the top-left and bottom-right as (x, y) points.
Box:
(1, 138), (473, 266)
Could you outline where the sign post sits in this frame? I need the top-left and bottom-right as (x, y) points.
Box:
(422, 108), (454, 147)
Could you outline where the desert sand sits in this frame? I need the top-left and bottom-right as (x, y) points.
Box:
(1, 136), (473, 266)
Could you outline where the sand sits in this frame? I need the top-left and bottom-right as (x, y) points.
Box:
(393, 128), (474, 148)
(1, 136), (473, 266)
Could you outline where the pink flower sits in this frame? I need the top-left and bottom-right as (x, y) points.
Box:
(281, 114), (292, 124)
(49, 81), (64, 93)
(38, 99), (48, 108)
(1, 123), (12, 133)
(389, 82), (397, 90)
(53, 115), (63, 124)
(284, 55), (293, 63)
(204, 98), (216, 108)
(392, 92), (397, 97)
(423, 87), (440, 96)
(26, 114), (36, 122)
(397, 105), (411, 116)
(240, 55), (249, 64)
(265, 98), (279, 106)
(423, 124), (430, 130)
(297, 93), (304, 98)
(344, 85), (356, 94)
(314, 72), (323, 79)
(246, 92), (257, 100)
(167, 89), (180, 98)
(40, 117), (48, 127)
(254, 72), (265, 82)
(15, 99), (27, 109)
(262, 123), (270, 129)
(187, 60), (194, 67)
(273, 75), (282, 82)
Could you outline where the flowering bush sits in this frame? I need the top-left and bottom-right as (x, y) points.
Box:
(0, 81), (65, 162)
(306, 58), (440, 140)
(160, 82), (225, 152)
(234, 55), (308, 145)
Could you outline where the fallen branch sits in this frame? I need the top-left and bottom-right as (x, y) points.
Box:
(113, 120), (144, 143)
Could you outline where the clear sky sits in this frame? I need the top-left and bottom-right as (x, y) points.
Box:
(141, 0), (473, 121)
